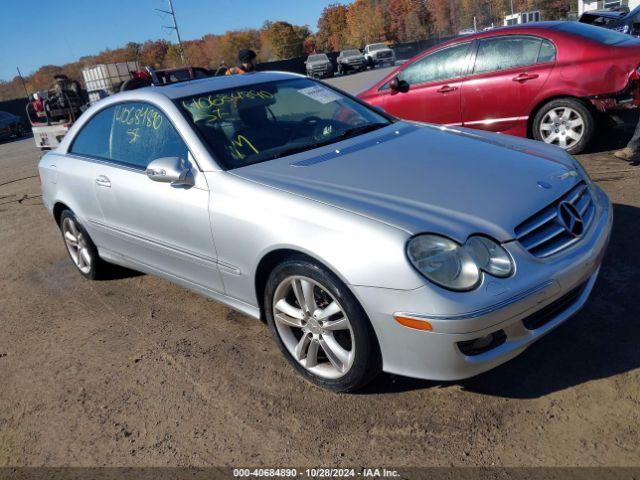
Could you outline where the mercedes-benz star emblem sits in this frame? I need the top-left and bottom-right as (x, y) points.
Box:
(557, 201), (584, 237)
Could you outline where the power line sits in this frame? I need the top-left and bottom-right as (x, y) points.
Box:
(155, 0), (185, 64)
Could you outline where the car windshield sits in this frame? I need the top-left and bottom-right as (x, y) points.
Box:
(308, 54), (328, 62)
(343, 49), (361, 56)
(369, 44), (387, 51)
(554, 21), (636, 45)
(178, 78), (391, 169)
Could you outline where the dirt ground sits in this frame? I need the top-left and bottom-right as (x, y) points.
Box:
(0, 71), (639, 468)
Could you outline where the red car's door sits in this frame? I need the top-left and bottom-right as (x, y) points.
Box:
(461, 35), (556, 135)
(380, 42), (472, 125)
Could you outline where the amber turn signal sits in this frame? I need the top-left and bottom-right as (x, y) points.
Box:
(394, 315), (433, 331)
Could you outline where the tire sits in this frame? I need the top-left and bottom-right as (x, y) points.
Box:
(264, 256), (381, 392)
(59, 210), (109, 280)
(532, 98), (594, 155)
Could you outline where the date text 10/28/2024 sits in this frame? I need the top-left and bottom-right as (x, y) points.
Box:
(232, 468), (400, 478)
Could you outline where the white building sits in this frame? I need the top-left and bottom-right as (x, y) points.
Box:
(578, 0), (640, 15)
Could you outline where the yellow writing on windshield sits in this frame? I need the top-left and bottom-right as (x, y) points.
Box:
(230, 135), (259, 160)
(182, 90), (274, 113)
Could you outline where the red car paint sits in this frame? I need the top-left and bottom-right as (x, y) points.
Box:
(358, 22), (640, 140)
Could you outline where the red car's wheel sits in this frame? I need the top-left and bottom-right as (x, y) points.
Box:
(532, 98), (594, 155)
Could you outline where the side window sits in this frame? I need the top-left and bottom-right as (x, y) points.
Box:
(398, 43), (470, 86)
(70, 107), (115, 160)
(538, 39), (556, 63)
(71, 102), (188, 169)
(109, 102), (188, 168)
(473, 36), (554, 75)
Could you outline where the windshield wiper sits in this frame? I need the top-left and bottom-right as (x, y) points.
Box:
(334, 122), (388, 141)
(269, 123), (389, 160)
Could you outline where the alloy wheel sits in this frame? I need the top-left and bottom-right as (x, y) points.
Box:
(272, 275), (355, 379)
(539, 107), (584, 150)
(62, 217), (92, 274)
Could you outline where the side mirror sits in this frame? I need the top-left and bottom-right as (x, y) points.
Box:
(146, 156), (194, 187)
(389, 77), (410, 94)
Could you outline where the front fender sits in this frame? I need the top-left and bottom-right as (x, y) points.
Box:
(206, 172), (424, 307)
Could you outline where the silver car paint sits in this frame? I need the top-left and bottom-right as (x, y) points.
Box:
(39, 72), (612, 381)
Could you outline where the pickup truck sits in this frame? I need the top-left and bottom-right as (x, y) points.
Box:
(363, 43), (395, 68)
(305, 53), (334, 79)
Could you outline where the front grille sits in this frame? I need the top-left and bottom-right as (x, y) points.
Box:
(522, 281), (588, 330)
(514, 181), (595, 258)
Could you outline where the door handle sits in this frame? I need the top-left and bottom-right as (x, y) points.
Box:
(437, 85), (458, 94)
(512, 73), (539, 82)
(95, 175), (111, 188)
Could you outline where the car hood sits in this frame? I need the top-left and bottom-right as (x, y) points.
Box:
(232, 123), (580, 242)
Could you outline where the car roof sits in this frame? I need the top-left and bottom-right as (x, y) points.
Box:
(143, 71), (303, 100)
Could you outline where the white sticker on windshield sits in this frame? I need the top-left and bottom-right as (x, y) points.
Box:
(298, 86), (342, 104)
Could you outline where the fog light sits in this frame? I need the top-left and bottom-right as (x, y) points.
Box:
(457, 330), (506, 356)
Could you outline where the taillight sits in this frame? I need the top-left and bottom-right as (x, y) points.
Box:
(630, 67), (640, 81)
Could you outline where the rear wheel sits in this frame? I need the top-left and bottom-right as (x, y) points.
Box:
(59, 210), (110, 280)
(532, 98), (594, 155)
(265, 257), (381, 392)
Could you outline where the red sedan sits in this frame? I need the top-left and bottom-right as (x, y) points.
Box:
(358, 22), (640, 154)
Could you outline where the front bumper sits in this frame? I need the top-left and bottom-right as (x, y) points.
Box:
(307, 67), (333, 78)
(353, 186), (613, 381)
(372, 56), (395, 65)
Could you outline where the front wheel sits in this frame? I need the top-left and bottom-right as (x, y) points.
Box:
(265, 257), (381, 392)
(532, 98), (594, 155)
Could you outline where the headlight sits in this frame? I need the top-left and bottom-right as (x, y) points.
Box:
(407, 234), (514, 291)
(407, 235), (481, 291)
(465, 236), (513, 278)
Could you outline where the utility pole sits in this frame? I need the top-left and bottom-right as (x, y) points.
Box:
(510, 0), (514, 15)
(16, 67), (30, 102)
(156, 0), (185, 64)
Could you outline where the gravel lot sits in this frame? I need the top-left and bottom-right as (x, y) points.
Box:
(1, 68), (639, 468)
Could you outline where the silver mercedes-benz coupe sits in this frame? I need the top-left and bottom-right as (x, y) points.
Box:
(39, 72), (612, 392)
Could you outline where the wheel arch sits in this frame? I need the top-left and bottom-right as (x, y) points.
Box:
(253, 247), (364, 324)
(526, 94), (595, 139)
(53, 201), (71, 226)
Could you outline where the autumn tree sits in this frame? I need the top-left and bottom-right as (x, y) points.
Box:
(316, 3), (349, 52)
(346, 0), (386, 47)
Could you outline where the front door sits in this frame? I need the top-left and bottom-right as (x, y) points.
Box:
(381, 42), (472, 126)
(71, 101), (224, 293)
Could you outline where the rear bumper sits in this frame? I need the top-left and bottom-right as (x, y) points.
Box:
(354, 186), (613, 381)
(590, 81), (640, 111)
